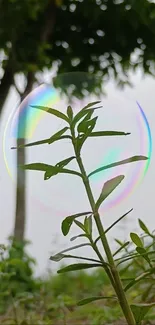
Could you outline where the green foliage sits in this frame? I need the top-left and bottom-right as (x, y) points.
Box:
(61, 211), (92, 236)
(15, 101), (151, 325)
(0, 239), (155, 324)
(88, 156), (148, 178)
(0, 238), (40, 313)
(2, 0), (155, 102)
(95, 175), (125, 210)
(131, 303), (155, 325)
(77, 295), (117, 306)
(57, 263), (102, 274)
(130, 233), (144, 248)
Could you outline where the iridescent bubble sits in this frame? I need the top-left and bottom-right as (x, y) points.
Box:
(3, 73), (152, 215)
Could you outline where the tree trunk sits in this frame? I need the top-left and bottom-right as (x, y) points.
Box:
(14, 72), (35, 241)
(0, 61), (13, 117)
(14, 0), (57, 241)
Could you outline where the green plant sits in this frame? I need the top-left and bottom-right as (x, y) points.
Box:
(14, 101), (155, 325)
(0, 237), (40, 314)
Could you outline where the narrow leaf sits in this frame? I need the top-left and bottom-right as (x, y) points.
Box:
(67, 105), (73, 120)
(84, 216), (92, 235)
(136, 247), (151, 265)
(61, 212), (92, 236)
(20, 163), (50, 171)
(138, 219), (150, 235)
(57, 263), (101, 274)
(74, 220), (85, 232)
(105, 209), (133, 234)
(131, 303), (155, 324)
(72, 108), (96, 127)
(11, 138), (49, 149)
(50, 253), (65, 262)
(94, 208), (133, 245)
(77, 116), (98, 153)
(89, 131), (130, 137)
(21, 163), (82, 179)
(31, 105), (69, 122)
(48, 127), (69, 144)
(11, 134), (72, 149)
(77, 296), (116, 306)
(50, 243), (90, 262)
(82, 101), (101, 110)
(113, 241), (130, 257)
(124, 269), (154, 292)
(56, 156), (75, 168)
(50, 253), (103, 264)
(95, 175), (124, 210)
(44, 166), (82, 180)
(88, 156), (148, 178)
(70, 234), (87, 241)
(130, 233), (143, 248)
(77, 110), (94, 133)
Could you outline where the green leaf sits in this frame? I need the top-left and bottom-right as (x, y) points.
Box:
(78, 116), (97, 135)
(77, 295), (116, 306)
(67, 105), (73, 120)
(88, 156), (148, 178)
(44, 166), (59, 179)
(89, 131), (130, 137)
(50, 243), (90, 262)
(94, 208), (133, 245)
(84, 216), (92, 235)
(21, 163), (82, 179)
(31, 105), (69, 123)
(77, 111), (94, 133)
(61, 211), (92, 236)
(82, 101), (101, 110)
(136, 247), (151, 265)
(11, 138), (50, 149)
(74, 220), (86, 232)
(11, 134), (71, 149)
(56, 156), (75, 168)
(61, 216), (74, 236)
(138, 219), (150, 235)
(70, 234), (87, 241)
(113, 241), (130, 257)
(95, 175), (124, 210)
(71, 108), (96, 127)
(20, 163), (50, 171)
(48, 127), (69, 144)
(57, 263), (101, 274)
(131, 303), (155, 324)
(105, 209), (133, 234)
(44, 166), (82, 180)
(130, 233), (143, 248)
(50, 253), (65, 262)
(124, 269), (154, 292)
(77, 117), (98, 153)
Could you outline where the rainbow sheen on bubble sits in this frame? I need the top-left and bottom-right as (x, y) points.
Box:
(9, 84), (59, 139)
(90, 101), (152, 211)
(3, 84), (59, 179)
(3, 81), (152, 214)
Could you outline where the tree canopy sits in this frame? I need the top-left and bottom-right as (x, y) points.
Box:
(1, 0), (155, 241)
(1, 0), (155, 104)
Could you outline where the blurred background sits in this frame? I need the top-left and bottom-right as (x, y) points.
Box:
(0, 1), (155, 324)
(1, 0), (155, 275)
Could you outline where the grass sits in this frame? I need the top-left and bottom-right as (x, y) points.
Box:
(0, 266), (155, 325)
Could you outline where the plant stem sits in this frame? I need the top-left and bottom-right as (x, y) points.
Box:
(72, 134), (136, 325)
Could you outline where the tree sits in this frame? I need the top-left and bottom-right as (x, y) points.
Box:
(1, 0), (155, 241)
